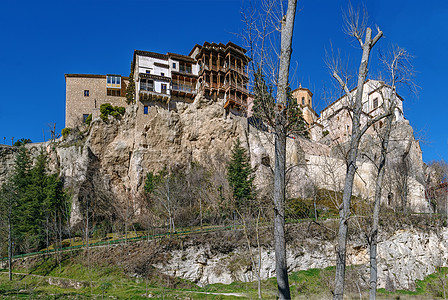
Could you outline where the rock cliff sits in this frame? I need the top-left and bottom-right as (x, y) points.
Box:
(0, 94), (428, 227)
(151, 224), (448, 291)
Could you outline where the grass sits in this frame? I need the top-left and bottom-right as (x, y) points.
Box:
(377, 267), (448, 299)
(2, 259), (448, 299)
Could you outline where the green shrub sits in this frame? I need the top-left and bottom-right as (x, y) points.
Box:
(84, 114), (92, 125)
(13, 138), (32, 147)
(286, 198), (315, 219)
(100, 103), (125, 122)
(322, 130), (329, 137)
(61, 128), (71, 139)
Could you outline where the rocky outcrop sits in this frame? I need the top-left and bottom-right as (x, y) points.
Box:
(0, 94), (429, 227)
(153, 227), (448, 291)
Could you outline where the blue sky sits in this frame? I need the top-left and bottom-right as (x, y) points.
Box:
(0, 0), (446, 163)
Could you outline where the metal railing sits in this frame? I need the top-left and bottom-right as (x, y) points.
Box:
(172, 83), (196, 93)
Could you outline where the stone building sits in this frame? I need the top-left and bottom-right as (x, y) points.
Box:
(314, 80), (404, 143)
(65, 47), (404, 148)
(291, 85), (321, 139)
(65, 41), (251, 129)
(65, 74), (128, 128)
(189, 42), (250, 114)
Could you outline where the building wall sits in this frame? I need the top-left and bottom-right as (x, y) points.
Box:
(291, 88), (317, 127)
(318, 80), (404, 144)
(135, 55), (171, 97)
(65, 75), (128, 128)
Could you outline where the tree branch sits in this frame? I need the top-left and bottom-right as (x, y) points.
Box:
(371, 27), (383, 48)
(359, 111), (392, 137)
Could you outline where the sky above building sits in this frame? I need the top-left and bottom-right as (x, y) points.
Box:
(0, 0), (446, 163)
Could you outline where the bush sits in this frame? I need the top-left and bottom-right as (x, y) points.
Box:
(100, 103), (125, 122)
(286, 198), (315, 219)
(322, 130), (329, 137)
(84, 114), (92, 125)
(61, 128), (71, 139)
(13, 138), (32, 147)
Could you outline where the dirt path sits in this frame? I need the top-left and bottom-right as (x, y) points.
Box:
(188, 291), (246, 297)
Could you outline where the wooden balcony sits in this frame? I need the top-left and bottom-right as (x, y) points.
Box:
(223, 82), (249, 94)
(224, 94), (247, 109)
(223, 65), (248, 77)
(139, 89), (170, 102)
(171, 83), (197, 99)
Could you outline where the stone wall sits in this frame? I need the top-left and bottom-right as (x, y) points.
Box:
(65, 75), (128, 128)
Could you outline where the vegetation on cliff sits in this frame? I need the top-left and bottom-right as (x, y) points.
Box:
(0, 147), (68, 257)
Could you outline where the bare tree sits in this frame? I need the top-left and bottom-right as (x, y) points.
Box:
(242, 1), (299, 297)
(152, 170), (186, 233)
(366, 46), (416, 300)
(327, 5), (383, 299)
(272, 1), (298, 298)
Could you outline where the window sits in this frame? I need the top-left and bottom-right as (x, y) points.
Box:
(373, 97), (378, 109)
(146, 70), (151, 74)
(179, 63), (192, 74)
(84, 90), (89, 97)
(172, 62), (176, 68)
(140, 79), (154, 91)
(161, 84), (167, 94)
(107, 89), (121, 96)
(83, 114), (89, 122)
(302, 97), (305, 105)
(161, 72), (165, 77)
(106, 75), (121, 88)
(144, 106), (148, 114)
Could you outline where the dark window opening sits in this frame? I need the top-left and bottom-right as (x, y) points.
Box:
(373, 97), (378, 109)
(144, 106), (148, 114)
(84, 90), (89, 97)
(107, 89), (121, 96)
(302, 97), (305, 105)
(140, 79), (154, 91)
(83, 114), (89, 122)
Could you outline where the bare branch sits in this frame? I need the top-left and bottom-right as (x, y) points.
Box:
(343, 3), (368, 47)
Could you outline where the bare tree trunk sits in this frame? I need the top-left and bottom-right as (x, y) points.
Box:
(333, 27), (382, 300)
(199, 197), (203, 232)
(369, 113), (393, 300)
(256, 209), (262, 299)
(273, 1), (297, 299)
(8, 206), (12, 281)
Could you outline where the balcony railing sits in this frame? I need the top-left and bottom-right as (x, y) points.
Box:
(140, 83), (154, 92)
(224, 94), (247, 109)
(223, 65), (246, 75)
(172, 83), (196, 94)
(223, 82), (249, 94)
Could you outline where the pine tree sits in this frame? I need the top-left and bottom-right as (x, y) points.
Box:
(227, 139), (255, 210)
(126, 62), (136, 104)
(8, 147), (67, 252)
(11, 146), (31, 191)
